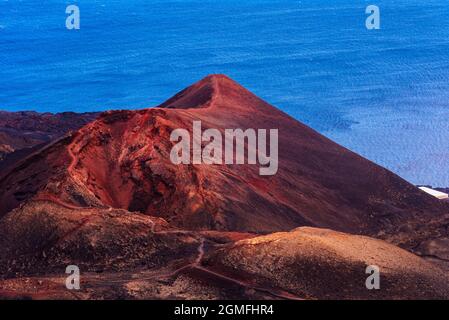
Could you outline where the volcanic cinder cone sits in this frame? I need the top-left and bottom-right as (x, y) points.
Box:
(0, 75), (447, 234)
(1, 75), (449, 300)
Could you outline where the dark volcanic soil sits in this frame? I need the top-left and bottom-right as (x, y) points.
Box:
(0, 111), (98, 161)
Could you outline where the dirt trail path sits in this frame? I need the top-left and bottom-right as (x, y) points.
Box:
(65, 127), (100, 202)
(147, 218), (303, 300)
(28, 197), (303, 300)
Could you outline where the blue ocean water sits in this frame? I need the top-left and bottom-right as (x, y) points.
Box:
(0, 0), (448, 186)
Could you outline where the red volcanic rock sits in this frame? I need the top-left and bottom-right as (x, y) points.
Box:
(0, 111), (98, 161)
(0, 75), (447, 235)
(1, 75), (449, 300)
